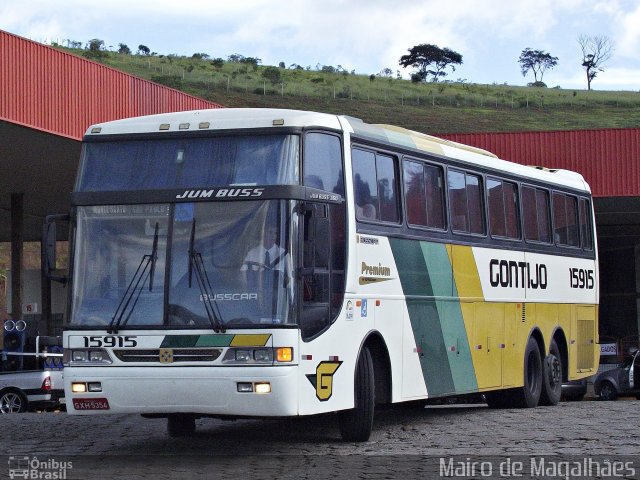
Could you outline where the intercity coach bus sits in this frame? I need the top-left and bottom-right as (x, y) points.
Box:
(49, 108), (598, 441)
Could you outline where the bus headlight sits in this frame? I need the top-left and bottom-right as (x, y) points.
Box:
(223, 347), (292, 365)
(64, 349), (112, 366)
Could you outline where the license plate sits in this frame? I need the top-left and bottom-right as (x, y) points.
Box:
(72, 398), (110, 410)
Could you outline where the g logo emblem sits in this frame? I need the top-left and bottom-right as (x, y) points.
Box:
(306, 361), (342, 401)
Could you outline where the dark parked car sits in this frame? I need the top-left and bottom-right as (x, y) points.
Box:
(594, 348), (640, 401)
(561, 378), (587, 401)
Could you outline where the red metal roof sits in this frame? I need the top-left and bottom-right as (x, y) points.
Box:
(0, 30), (222, 141)
(440, 128), (640, 198)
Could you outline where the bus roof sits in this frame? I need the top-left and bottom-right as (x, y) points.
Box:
(85, 108), (590, 194)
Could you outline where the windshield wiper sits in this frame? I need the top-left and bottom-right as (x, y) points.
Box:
(108, 222), (159, 334)
(188, 219), (225, 333)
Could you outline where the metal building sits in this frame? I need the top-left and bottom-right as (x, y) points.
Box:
(0, 30), (222, 337)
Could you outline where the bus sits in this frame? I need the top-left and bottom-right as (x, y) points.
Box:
(48, 108), (599, 441)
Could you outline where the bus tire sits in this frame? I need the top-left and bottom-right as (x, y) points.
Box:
(512, 336), (542, 408)
(167, 414), (196, 437)
(338, 346), (375, 442)
(539, 339), (562, 406)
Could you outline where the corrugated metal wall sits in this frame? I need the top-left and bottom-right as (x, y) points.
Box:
(0, 30), (222, 140)
(440, 128), (640, 198)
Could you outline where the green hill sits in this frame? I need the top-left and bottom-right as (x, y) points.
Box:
(63, 47), (640, 134)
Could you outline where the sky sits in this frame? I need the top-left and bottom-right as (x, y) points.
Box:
(2, 0), (639, 91)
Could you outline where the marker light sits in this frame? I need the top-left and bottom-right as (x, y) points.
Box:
(88, 382), (102, 393)
(254, 382), (271, 394)
(72, 383), (87, 393)
(237, 383), (253, 393)
(276, 347), (293, 363)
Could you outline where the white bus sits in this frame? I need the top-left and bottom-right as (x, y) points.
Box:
(50, 108), (598, 441)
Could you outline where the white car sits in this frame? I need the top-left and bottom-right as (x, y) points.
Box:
(0, 369), (64, 413)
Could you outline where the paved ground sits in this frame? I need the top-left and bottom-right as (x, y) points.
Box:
(1, 399), (639, 479)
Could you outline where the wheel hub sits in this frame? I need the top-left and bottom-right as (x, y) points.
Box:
(548, 355), (561, 387)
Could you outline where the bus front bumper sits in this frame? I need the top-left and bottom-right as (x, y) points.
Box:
(64, 365), (299, 416)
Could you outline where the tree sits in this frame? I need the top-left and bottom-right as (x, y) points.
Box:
(518, 48), (558, 85)
(262, 66), (282, 84)
(191, 53), (210, 60)
(83, 38), (107, 59)
(118, 43), (131, 55)
(399, 44), (462, 82)
(137, 44), (150, 55)
(577, 35), (614, 90)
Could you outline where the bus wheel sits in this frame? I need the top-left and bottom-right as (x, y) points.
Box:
(338, 346), (375, 442)
(539, 339), (562, 406)
(512, 337), (542, 408)
(167, 414), (196, 437)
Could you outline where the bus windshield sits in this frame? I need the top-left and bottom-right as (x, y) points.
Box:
(77, 134), (299, 191)
(69, 200), (298, 329)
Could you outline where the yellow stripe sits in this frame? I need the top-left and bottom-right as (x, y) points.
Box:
(230, 334), (271, 347)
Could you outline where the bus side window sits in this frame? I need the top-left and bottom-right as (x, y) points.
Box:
(553, 192), (579, 247)
(304, 133), (344, 195)
(579, 197), (594, 250)
(523, 185), (551, 243)
(448, 168), (485, 235)
(488, 178), (520, 239)
(352, 147), (400, 224)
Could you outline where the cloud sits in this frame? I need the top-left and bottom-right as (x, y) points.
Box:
(616, 4), (640, 58)
(1, 0), (638, 89)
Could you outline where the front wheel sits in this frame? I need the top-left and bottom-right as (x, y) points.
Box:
(598, 381), (617, 401)
(338, 346), (375, 442)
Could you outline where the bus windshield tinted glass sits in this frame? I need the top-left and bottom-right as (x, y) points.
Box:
(77, 134), (299, 191)
(69, 201), (298, 328)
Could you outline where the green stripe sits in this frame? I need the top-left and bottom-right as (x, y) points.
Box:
(420, 243), (478, 393)
(390, 238), (455, 396)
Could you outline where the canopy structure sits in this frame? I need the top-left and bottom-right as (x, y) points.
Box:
(0, 30), (222, 329)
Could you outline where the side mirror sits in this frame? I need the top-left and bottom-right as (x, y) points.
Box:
(43, 214), (70, 284)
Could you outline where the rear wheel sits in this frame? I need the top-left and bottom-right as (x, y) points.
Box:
(598, 381), (617, 401)
(511, 337), (542, 408)
(167, 414), (196, 437)
(0, 390), (27, 414)
(338, 346), (375, 442)
(539, 339), (562, 406)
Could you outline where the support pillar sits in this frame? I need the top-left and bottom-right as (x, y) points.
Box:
(41, 239), (52, 335)
(10, 193), (23, 320)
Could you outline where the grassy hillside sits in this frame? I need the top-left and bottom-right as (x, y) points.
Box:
(61, 47), (640, 134)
